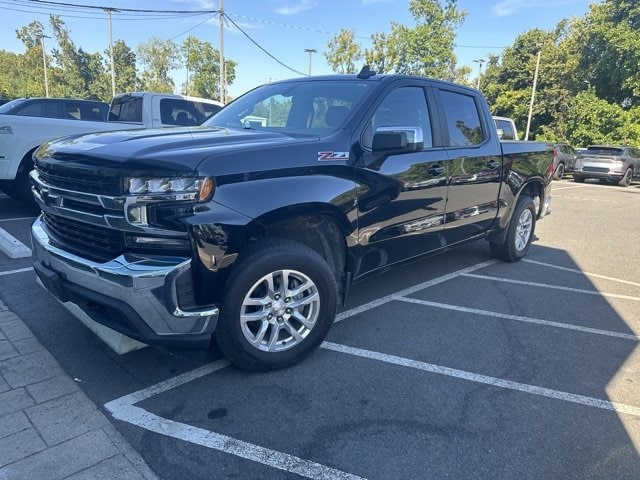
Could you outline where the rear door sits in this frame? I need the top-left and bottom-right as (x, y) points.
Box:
(435, 87), (502, 245)
(354, 81), (449, 276)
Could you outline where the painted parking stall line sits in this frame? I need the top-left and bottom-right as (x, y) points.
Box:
(106, 359), (366, 480)
(335, 259), (498, 323)
(321, 342), (640, 417)
(523, 259), (640, 287)
(0, 267), (33, 276)
(394, 297), (640, 341)
(461, 273), (640, 302)
(0, 216), (37, 223)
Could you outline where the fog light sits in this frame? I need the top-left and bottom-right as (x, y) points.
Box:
(127, 205), (147, 225)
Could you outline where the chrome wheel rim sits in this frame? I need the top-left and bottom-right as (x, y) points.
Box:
(240, 269), (320, 352)
(514, 208), (533, 251)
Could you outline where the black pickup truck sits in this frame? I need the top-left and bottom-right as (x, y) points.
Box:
(30, 70), (553, 370)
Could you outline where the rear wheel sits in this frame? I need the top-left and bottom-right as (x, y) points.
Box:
(215, 239), (338, 371)
(618, 168), (633, 187)
(490, 195), (536, 262)
(552, 163), (565, 180)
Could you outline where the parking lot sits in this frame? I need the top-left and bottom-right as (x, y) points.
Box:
(1, 179), (640, 479)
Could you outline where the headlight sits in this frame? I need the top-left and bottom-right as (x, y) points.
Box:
(123, 176), (214, 202)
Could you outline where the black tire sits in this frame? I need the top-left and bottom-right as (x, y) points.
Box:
(573, 175), (585, 183)
(215, 238), (338, 371)
(618, 168), (633, 187)
(9, 152), (38, 208)
(490, 195), (536, 262)
(552, 163), (565, 180)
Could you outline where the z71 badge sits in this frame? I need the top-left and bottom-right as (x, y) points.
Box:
(318, 151), (349, 161)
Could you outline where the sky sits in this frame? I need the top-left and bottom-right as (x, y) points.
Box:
(0, 0), (594, 99)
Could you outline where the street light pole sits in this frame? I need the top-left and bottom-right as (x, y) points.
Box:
(219, 0), (226, 104)
(473, 59), (485, 90)
(39, 34), (50, 97)
(105, 8), (117, 97)
(304, 48), (316, 76)
(525, 47), (542, 141)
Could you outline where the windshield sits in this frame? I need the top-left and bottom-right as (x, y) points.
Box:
(204, 80), (372, 135)
(0, 98), (27, 114)
(586, 146), (624, 156)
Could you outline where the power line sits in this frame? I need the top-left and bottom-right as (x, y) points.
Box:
(169, 14), (216, 42)
(15, 0), (216, 14)
(224, 13), (307, 77)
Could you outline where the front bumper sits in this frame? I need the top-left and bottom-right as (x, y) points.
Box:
(31, 217), (219, 348)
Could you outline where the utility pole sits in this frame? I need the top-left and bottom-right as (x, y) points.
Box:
(304, 48), (316, 76)
(525, 46), (542, 141)
(219, 0), (225, 104)
(473, 58), (485, 90)
(105, 8), (117, 97)
(40, 34), (50, 97)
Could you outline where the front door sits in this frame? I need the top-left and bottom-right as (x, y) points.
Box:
(354, 84), (448, 278)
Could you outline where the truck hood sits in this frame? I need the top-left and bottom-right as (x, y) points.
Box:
(39, 126), (313, 172)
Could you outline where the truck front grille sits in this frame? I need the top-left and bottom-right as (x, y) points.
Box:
(35, 164), (123, 196)
(42, 213), (126, 261)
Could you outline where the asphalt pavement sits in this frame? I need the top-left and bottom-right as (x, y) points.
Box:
(1, 180), (639, 479)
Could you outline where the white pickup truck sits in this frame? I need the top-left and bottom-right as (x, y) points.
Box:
(0, 92), (223, 203)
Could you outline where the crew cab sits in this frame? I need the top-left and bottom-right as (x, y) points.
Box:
(0, 93), (223, 203)
(31, 71), (553, 371)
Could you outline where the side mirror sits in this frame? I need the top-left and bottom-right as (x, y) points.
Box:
(372, 126), (424, 154)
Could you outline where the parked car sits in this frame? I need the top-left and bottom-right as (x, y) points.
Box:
(31, 71), (554, 371)
(0, 97), (108, 121)
(0, 92), (224, 203)
(0, 98), (12, 106)
(573, 145), (640, 186)
(552, 143), (578, 180)
(493, 116), (519, 140)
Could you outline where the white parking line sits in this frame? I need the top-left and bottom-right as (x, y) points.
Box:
(321, 342), (640, 417)
(335, 259), (498, 323)
(394, 297), (639, 341)
(461, 273), (640, 302)
(0, 216), (36, 223)
(0, 267), (32, 277)
(523, 259), (640, 287)
(551, 185), (586, 191)
(106, 360), (366, 480)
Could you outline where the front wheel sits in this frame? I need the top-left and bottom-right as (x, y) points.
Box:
(490, 195), (536, 262)
(215, 239), (338, 371)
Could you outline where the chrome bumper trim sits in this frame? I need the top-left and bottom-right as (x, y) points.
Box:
(31, 217), (218, 338)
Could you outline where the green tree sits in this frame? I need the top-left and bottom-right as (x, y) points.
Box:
(324, 0), (468, 82)
(181, 36), (236, 100)
(324, 29), (362, 74)
(105, 40), (141, 95)
(576, 0), (640, 106)
(138, 37), (180, 93)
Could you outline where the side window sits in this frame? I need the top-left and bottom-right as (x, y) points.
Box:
(440, 90), (485, 146)
(15, 102), (43, 117)
(496, 119), (515, 140)
(362, 86), (433, 149)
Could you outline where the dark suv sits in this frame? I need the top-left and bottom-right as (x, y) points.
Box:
(0, 97), (108, 121)
(573, 145), (639, 187)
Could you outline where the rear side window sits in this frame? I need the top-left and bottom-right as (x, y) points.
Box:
(109, 96), (143, 122)
(159, 98), (220, 126)
(495, 119), (515, 140)
(440, 90), (485, 146)
(15, 101), (59, 118)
